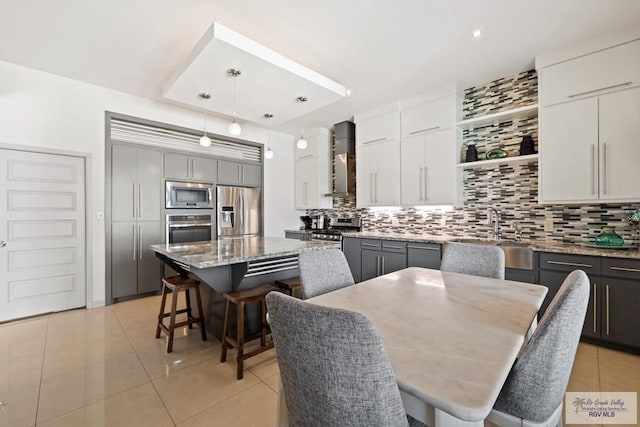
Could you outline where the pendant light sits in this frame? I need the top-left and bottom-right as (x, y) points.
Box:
(227, 68), (242, 136)
(296, 96), (308, 149)
(198, 92), (212, 147)
(263, 113), (274, 159)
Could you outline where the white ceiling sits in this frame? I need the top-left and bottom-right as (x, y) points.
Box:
(1, 0), (640, 135)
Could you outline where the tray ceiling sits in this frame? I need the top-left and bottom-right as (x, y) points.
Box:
(163, 22), (347, 126)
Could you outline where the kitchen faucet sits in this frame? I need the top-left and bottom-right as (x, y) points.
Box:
(487, 208), (501, 241)
(512, 222), (522, 242)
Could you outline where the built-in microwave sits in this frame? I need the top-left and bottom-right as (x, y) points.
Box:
(165, 181), (214, 209)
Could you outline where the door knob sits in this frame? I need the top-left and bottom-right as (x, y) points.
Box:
(0, 241), (6, 248)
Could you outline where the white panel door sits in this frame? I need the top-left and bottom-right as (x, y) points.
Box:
(599, 87), (640, 201)
(0, 149), (85, 321)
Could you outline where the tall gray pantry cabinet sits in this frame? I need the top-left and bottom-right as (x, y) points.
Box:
(111, 144), (163, 300)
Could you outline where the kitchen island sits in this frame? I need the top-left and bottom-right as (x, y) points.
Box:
(150, 237), (339, 337)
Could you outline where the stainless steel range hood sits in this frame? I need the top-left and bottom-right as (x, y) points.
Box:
(325, 121), (355, 197)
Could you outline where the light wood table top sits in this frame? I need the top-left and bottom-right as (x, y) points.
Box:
(308, 267), (548, 425)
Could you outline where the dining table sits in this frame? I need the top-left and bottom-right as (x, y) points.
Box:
(275, 267), (548, 427)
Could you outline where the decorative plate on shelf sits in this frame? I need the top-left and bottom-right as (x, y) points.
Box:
(485, 149), (508, 160)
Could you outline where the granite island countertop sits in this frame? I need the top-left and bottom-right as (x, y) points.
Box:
(342, 231), (640, 259)
(150, 236), (339, 269)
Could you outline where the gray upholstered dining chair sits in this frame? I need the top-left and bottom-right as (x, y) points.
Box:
(297, 248), (355, 299)
(440, 242), (505, 279)
(266, 291), (425, 427)
(487, 270), (590, 427)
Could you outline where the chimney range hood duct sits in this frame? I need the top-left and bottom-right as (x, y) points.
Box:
(326, 121), (355, 197)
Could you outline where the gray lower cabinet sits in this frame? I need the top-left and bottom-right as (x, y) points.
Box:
(600, 258), (640, 349)
(505, 268), (537, 284)
(538, 252), (601, 336)
(164, 152), (217, 182)
(407, 242), (441, 269)
(284, 231), (311, 241)
(111, 221), (163, 299)
(360, 239), (407, 281)
(538, 252), (640, 349)
(217, 160), (262, 187)
(342, 237), (362, 283)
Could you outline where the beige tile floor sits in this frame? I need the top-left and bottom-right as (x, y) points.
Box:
(0, 295), (637, 427)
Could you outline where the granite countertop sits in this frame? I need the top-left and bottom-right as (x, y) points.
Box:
(150, 236), (339, 269)
(342, 231), (640, 259)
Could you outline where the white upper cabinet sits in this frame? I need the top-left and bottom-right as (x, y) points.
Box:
(401, 96), (453, 137)
(356, 139), (401, 207)
(598, 87), (640, 201)
(539, 98), (599, 203)
(354, 89), (456, 208)
(293, 128), (332, 210)
(539, 39), (640, 107)
(401, 129), (456, 206)
(400, 93), (456, 206)
(540, 86), (640, 203)
(356, 110), (399, 146)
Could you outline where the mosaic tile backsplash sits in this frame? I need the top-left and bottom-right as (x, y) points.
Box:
(309, 70), (640, 245)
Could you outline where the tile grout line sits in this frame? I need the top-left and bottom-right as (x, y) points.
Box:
(114, 301), (179, 427)
(176, 381), (268, 426)
(33, 314), (50, 426)
(35, 308), (151, 425)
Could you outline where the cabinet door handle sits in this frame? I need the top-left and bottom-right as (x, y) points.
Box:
(546, 260), (592, 268)
(132, 183), (136, 219)
(138, 224), (143, 260)
(370, 174), (374, 203)
(568, 81), (632, 98)
(374, 173), (378, 203)
(238, 165), (242, 182)
(384, 245), (403, 249)
(407, 245), (439, 251)
(381, 256), (385, 275)
(241, 165), (245, 183)
(605, 284), (610, 335)
(593, 283), (597, 334)
(423, 166), (428, 201)
(138, 184), (141, 219)
(132, 224), (137, 261)
(299, 154), (314, 159)
(362, 243), (379, 248)
(363, 137), (385, 145)
(590, 145), (595, 195)
(410, 126), (440, 135)
(610, 266), (640, 273)
(376, 256), (380, 276)
(602, 142), (607, 195)
(419, 167), (424, 201)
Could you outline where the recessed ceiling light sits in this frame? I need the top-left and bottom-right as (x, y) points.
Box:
(346, 89), (352, 97)
(472, 29), (482, 39)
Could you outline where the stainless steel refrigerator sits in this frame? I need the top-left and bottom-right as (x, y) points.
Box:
(216, 186), (262, 239)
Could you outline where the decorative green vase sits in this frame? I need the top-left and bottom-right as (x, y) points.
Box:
(595, 226), (624, 247)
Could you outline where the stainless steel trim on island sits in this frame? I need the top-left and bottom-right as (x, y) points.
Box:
(150, 237), (339, 338)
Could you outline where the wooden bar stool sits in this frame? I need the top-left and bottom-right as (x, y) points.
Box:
(220, 284), (278, 379)
(274, 277), (302, 298)
(156, 275), (207, 353)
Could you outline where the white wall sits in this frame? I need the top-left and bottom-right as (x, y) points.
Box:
(0, 60), (300, 307)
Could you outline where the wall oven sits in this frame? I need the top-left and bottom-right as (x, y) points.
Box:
(165, 181), (214, 209)
(166, 213), (212, 244)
